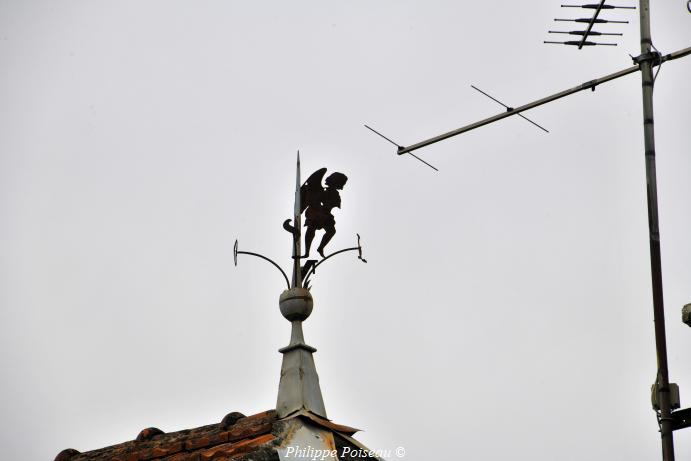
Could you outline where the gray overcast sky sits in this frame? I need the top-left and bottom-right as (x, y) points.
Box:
(1, 1), (690, 460)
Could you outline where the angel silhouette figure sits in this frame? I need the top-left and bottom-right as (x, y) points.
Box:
(300, 168), (348, 258)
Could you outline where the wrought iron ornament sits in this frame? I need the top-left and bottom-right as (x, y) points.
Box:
(234, 153), (367, 420)
(298, 168), (347, 259)
(235, 153), (366, 290)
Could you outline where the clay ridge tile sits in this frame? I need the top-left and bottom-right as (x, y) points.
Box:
(68, 410), (277, 461)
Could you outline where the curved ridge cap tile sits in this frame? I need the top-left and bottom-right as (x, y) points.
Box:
(136, 427), (165, 442)
(221, 411), (247, 430)
(54, 448), (80, 461)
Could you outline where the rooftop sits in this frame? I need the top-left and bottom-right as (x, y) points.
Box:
(55, 409), (365, 461)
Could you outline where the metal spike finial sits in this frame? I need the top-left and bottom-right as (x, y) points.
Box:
(292, 151), (303, 288)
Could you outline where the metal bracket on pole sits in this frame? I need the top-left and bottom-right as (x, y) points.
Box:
(632, 50), (661, 65)
(672, 407), (691, 431)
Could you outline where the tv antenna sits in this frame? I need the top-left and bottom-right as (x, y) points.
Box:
(365, 2), (690, 460)
(545, 1), (636, 48)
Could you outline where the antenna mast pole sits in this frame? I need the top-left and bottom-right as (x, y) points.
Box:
(638, 2), (674, 460)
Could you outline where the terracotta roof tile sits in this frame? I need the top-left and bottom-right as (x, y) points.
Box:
(59, 409), (368, 461)
(62, 410), (278, 461)
(198, 434), (275, 460)
(136, 428), (165, 442)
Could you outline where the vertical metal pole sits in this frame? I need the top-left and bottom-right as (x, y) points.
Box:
(292, 152), (303, 288)
(638, 1), (674, 460)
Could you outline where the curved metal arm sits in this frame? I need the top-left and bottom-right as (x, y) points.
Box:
(234, 239), (290, 290)
(302, 234), (367, 286)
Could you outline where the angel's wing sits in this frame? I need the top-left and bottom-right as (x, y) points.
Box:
(300, 168), (327, 213)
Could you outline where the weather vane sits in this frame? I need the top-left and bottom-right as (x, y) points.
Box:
(234, 152), (366, 291)
(233, 152), (367, 420)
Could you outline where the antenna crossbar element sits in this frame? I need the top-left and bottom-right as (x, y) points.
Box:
(470, 85), (549, 133)
(364, 124), (439, 171)
(544, 40), (617, 46)
(561, 3), (636, 8)
(396, 46), (691, 156)
(549, 30), (623, 36)
(554, 18), (629, 23)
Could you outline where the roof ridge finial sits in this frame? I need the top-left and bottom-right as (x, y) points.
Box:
(276, 150), (328, 419)
(233, 153), (368, 420)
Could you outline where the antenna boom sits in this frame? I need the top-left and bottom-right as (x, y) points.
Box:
(396, 46), (690, 155)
